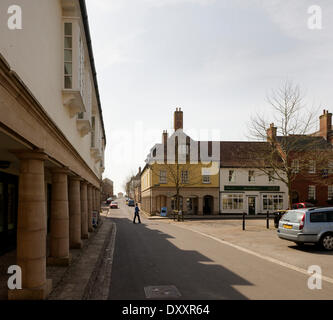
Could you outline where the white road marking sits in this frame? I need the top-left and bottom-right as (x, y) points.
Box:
(173, 223), (333, 285)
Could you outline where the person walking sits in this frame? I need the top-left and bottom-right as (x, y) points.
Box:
(133, 203), (141, 224)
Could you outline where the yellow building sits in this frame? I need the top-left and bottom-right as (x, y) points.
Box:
(141, 109), (220, 216)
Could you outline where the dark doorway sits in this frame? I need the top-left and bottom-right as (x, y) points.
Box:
(0, 172), (18, 255)
(248, 197), (256, 215)
(203, 196), (213, 215)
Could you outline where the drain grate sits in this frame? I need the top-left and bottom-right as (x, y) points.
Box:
(144, 285), (181, 299)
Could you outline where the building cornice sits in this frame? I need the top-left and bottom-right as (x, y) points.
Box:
(0, 52), (101, 187)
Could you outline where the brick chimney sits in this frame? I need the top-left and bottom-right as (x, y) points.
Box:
(162, 130), (168, 162)
(174, 108), (183, 131)
(319, 109), (332, 140)
(267, 123), (277, 142)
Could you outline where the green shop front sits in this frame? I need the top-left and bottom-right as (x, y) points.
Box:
(220, 185), (287, 215)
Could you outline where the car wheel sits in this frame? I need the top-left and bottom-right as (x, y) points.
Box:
(320, 234), (333, 251)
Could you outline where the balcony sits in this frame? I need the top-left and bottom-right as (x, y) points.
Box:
(62, 90), (86, 118)
(76, 112), (91, 137)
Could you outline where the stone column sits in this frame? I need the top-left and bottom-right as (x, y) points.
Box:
(87, 184), (93, 232)
(166, 196), (172, 216)
(47, 168), (71, 266)
(9, 150), (52, 300)
(68, 177), (82, 249)
(80, 181), (89, 239)
(198, 197), (204, 215)
(213, 196), (219, 215)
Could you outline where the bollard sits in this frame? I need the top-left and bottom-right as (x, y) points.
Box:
(242, 212), (246, 230)
(266, 211), (269, 229)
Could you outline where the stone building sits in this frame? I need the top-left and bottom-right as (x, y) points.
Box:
(0, 0), (106, 299)
(141, 109), (220, 216)
(219, 142), (288, 214)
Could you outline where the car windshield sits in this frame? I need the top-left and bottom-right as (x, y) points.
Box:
(280, 210), (305, 223)
(112, 202), (117, 204)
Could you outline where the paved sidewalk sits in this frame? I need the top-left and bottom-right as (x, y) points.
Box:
(0, 209), (115, 300)
(48, 212), (115, 300)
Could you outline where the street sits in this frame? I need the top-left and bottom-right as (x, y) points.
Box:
(108, 199), (333, 300)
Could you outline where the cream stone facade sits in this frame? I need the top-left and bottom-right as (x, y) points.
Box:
(141, 109), (220, 216)
(0, 0), (106, 300)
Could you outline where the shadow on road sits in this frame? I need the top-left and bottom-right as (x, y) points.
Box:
(107, 215), (253, 300)
(288, 243), (333, 256)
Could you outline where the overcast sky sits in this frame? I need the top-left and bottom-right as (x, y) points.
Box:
(86, 0), (333, 194)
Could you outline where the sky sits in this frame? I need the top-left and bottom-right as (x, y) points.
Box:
(86, 0), (333, 194)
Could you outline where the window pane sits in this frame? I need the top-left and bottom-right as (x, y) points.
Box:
(64, 23), (72, 36)
(64, 62), (72, 75)
(64, 76), (72, 89)
(310, 212), (327, 223)
(64, 37), (72, 49)
(64, 49), (72, 62)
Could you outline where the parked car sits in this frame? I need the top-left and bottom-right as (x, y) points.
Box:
(292, 202), (315, 209)
(277, 207), (333, 250)
(273, 210), (288, 228)
(105, 197), (113, 205)
(110, 201), (118, 209)
(128, 199), (135, 207)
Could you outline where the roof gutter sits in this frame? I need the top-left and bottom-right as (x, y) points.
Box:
(79, 0), (106, 145)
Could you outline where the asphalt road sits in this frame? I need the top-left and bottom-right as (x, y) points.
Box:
(108, 199), (333, 300)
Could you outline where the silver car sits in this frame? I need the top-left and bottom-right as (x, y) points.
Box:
(277, 207), (333, 251)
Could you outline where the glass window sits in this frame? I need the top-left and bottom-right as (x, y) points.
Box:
(328, 186), (333, 200)
(248, 170), (255, 182)
(228, 170), (235, 182)
(202, 175), (210, 184)
(309, 160), (316, 174)
(281, 210), (305, 223)
(310, 212), (327, 223)
(263, 194), (283, 211)
(308, 185), (316, 200)
(181, 170), (189, 184)
(91, 116), (95, 147)
(64, 22), (73, 89)
(222, 194), (243, 210)
(292, 159), (299, 173)
(159, 170), (167, 184)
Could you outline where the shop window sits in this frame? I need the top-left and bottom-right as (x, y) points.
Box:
(222, 194), (243, 210)
(263, 194), (283, 211)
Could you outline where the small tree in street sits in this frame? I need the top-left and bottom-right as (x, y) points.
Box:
(248, 81), (332, 208)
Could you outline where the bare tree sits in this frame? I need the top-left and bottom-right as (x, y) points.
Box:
(248, 81), (331, 208)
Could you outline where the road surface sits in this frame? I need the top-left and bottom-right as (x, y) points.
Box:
(108, 199), (333, 300)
